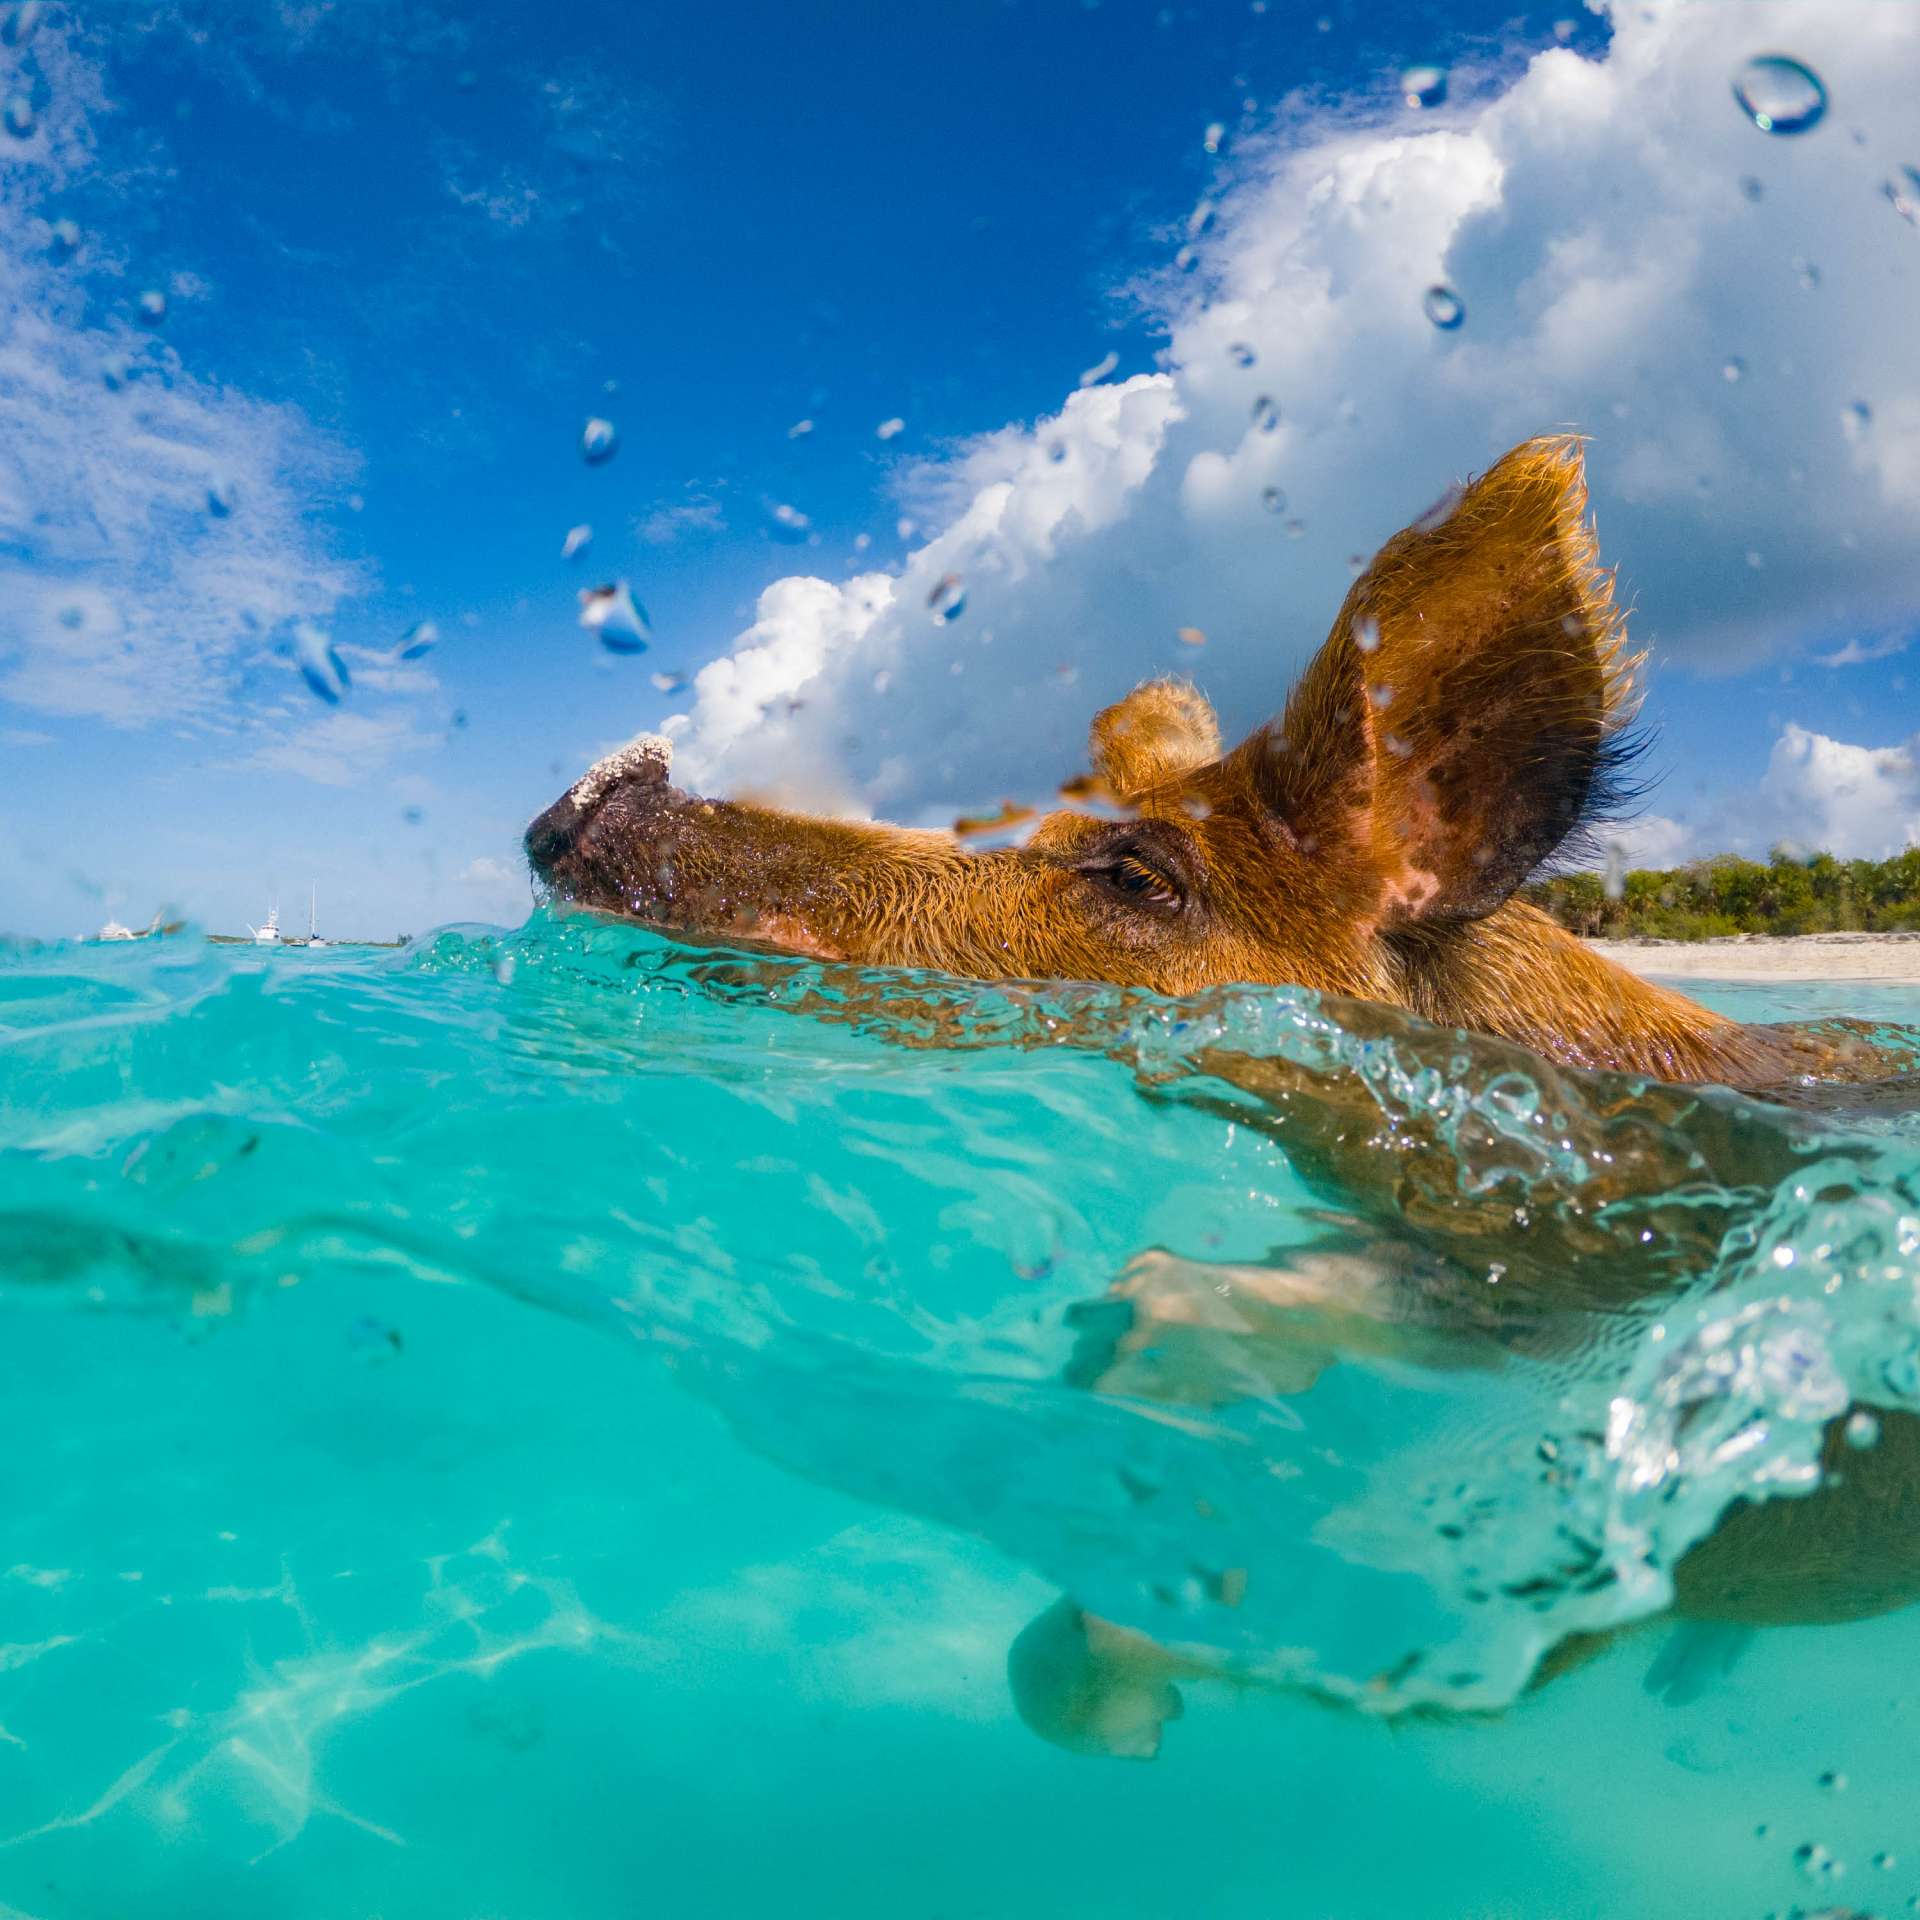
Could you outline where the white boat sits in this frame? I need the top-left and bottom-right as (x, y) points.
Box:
(305, 886), (327, 949)
(93, 914), (161, 942)
(247, 903), (281, 946)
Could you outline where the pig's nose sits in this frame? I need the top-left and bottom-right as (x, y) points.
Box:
(524, 794), (582, 872)
(525, 732), (677, 877)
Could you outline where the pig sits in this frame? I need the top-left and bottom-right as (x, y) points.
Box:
(527, 436), (1869, 1087)
(527, 436), (1914, 1755)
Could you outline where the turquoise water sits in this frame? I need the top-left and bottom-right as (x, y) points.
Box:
(3, 915), (1919, 1919)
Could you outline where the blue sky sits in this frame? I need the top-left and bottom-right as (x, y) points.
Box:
(1, 0), (1916, 939)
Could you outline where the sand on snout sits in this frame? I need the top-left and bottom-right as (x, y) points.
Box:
(1588, 932), (1920, 984)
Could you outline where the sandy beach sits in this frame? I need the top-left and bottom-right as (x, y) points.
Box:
(1590, 931), (1920, 984)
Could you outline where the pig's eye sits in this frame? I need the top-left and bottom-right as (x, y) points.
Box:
(1090, 851), (1183, 911)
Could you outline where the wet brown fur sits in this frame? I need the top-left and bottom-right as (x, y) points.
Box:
(528, 437), (1861, 1090)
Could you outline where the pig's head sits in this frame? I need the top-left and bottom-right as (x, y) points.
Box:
(526, 436), (1638, 1003)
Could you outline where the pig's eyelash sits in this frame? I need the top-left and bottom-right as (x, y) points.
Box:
(1084, 851), (1183, 911)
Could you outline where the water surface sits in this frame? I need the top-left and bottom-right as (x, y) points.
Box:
(3, 916), (1919, 1918)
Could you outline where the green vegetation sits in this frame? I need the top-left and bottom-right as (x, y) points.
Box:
(1524, 848), (1920, 940)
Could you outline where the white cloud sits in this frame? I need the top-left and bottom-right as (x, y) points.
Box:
(1815, 631), (1910, 668)
(634, 494), (726, 545)
(1752, 722), (1920, 858)
(457, 854), (533, 920)
(238, 710), (442, 788)
(661, 1), (1920, 823)
(1593, 813), (1695, 872)
(0, 14), (361, 733)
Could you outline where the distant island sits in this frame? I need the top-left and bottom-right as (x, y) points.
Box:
(1525, 847), (1920, 941)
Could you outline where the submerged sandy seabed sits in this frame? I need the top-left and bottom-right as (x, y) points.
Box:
(1589, 931), (1920, 984)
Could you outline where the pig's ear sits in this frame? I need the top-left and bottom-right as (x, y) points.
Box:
(1088, 679), (1223, 804)
(1231, 436), (1641, 925)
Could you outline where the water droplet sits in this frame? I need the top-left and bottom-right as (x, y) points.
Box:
(397, 619), (439, 661)
(577, 582), (651, 653)
(766, 501), (813, 544)
(47, 216), (79, 257)
(1722, 356), (1746, 383)
(787, 417), (814, 439)
(1604, 841), (1627, 901)
(3, 3), (45, 46)
(1401, 64), (1447, 110)
(1227, 340), (1257, 368)
(1369, 684), (1394, 711)
(1354, 616), (1381, 654)
(1285, 517), (1306, 537)
(1846, 1409), (1882, 1449)
(1886, 171), (1920, 226)
(1732, 55), (1827, 136)
(1875, 1850), (1898, 1871)
(1079, 349), (1119, 387)
(1820, 1769), (1849, 1792)
(1251, 393), (1280, 433)
(1174, 245), (1198, 273)
(1177, 625), (1206, 647)
(1842, 400), (1872, 441)
(136, 289), (167, 326)
(927, 573), (967, 625)
(1739, 173), (1765, 201)
(650, 669), (687, 694)
(580, 417), (618, 464)
(3, 95), (33, 140)
(1795, 257), (1821, 289)
(401, 806), (424, 827)
(293, 622), (350, 704)
(1552, 18), (1575, 43)
(875, 416), (905, 441)
(100, 354), (130, 390)
(205, 478), (236, 518)
(1412, 483), (1464, 533)
(1423, 284), (1465, 330)
(1794, 1840), (1841, 1882)
(561, 523), (592, 562)
(56, 603), (85, 630)
(1746, 549), (1765, 570)
(1047, 439), (1068, 464)
(1260, 485), (1287, 514)
(1187, 199), (1216, 241)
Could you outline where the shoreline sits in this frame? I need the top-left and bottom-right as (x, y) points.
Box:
(1588, 931), (1920, 984)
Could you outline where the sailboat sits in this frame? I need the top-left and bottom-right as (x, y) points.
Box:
(247, 903), (281, 946)
(305, 886), (328, 949)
